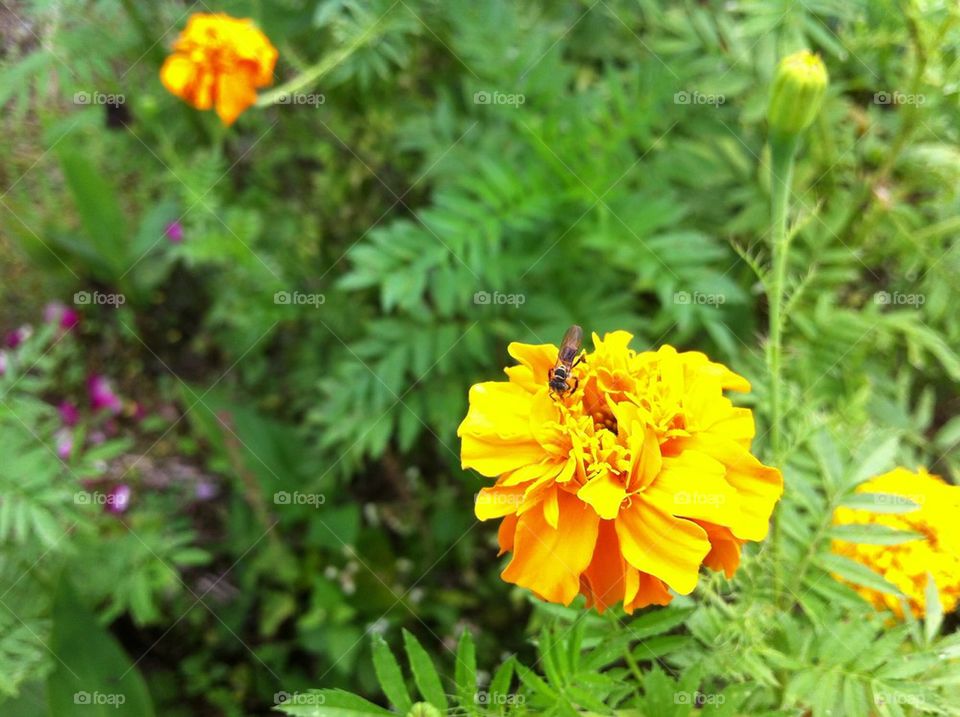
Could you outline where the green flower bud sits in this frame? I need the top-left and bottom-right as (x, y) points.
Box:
(405, 703), (441, 717)
(767, 50), (828, 137)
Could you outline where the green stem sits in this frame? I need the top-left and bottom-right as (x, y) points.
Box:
(605, 612), (644, 690)
(256, 19), (387, 107)
(766, 132), (799, 459)
(767, 131), (798, 606)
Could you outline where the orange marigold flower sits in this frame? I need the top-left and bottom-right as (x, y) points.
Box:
(457, 331), (783, 613)
(832, 467), (960, 618)
(160, 13), (278, 126)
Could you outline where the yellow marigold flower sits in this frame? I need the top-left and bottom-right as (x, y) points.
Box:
(832, 467), (960, 618)
(160, 13), (278, 126)
(457, 331), (783, 613)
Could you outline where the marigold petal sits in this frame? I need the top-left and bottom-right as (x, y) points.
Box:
(502, 490), (599, 605)
(674, 435), (783, 540)
(543, 485), (560, 528)
(577, 472), (626, 520)
(160, 55), (198, 98)
(615, 498), (710, 595)
(624, 572), (674, 612)
(214, 71), (258, 125)
(497, 513), (518, 555)
(459, 383), (545, 476)
(644, 452), (747, 535)
(505, 342), (557, 389)
(581, 520), (627, 613)
(475, 485), (526, 520)
(698, 521), (743, 578)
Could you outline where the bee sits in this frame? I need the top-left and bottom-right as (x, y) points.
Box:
(548, 324), (585, 396)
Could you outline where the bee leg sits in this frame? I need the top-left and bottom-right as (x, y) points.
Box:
(568, 376), (579, 392)
(572, 352), (587, 368)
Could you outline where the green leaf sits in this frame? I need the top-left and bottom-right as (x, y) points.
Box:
(401, 630), (448, 711)
(274, 689), (393, 716)
(838, 493), (920, 514)
(488, 657), (515, 703)
(923, 574), (943, 643)
(454, 630), (477, 712)
(828, 524), (924, 545)
(847, 437), (898, 488)
(515, 662), (557, 703)
(817, 554), (903, 597)
(371, 634), (412, 712)
(538, 628), (565, 689)
(627, 606), (695, 641)
(46, 582), (154, 716)
(58, 151), (127, 280)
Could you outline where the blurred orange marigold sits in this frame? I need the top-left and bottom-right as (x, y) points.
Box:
(457, 331), (783, 613)
(832, 467), (960, 618)
(160, 13), (277, 126)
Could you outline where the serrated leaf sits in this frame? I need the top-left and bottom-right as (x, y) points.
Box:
(371, 635), (412, 712)
(839, 493), (920, 514)
(817, 554), (903, 597)
(847, 437), (898, 488)
(828, 524), (924, 546)
(401, 630), (448, 711)
(627, 606), (695, 641)
(923, 574), (943, 644)
(454, 630), (477, 712)
(274, 689), (393, 716)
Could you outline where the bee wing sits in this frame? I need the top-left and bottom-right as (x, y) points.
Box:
(558, 325), (583, 363)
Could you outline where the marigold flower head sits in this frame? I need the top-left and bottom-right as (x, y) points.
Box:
(160, 13), (277, 126)
(458, 331), (783, 613)
(832, 467), (960, 618)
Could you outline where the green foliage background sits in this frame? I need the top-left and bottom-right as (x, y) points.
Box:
(0, 0), (958, 715)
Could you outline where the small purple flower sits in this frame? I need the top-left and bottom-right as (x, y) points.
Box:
(58, 401), (80, 427)
(164, 221), (184, 244)
(87, 375), (122, 414)
(44, 302), (81, 331)
(5, 325), (31, 349)
(195, 480), (218, 501)
(106, 484), (131, 514)
(55, 428), (73, 460)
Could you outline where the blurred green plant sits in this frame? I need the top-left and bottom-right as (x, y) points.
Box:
(1, 0), (959, 714)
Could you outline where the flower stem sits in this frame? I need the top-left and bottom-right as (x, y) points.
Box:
(767, 131), (798, 606)
(766, 132), (799, 460)
(256, 19), (388, 107)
